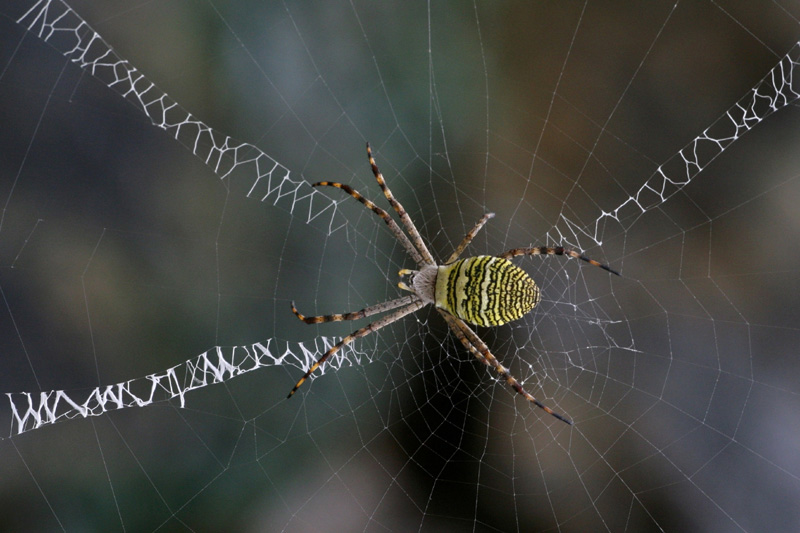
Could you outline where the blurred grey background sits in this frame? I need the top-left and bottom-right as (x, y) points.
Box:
(1, 1), (800, 531)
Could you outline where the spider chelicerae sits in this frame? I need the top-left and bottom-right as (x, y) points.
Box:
(288, 143), (619, 424)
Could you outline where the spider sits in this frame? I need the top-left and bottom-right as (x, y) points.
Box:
(287, 143), (619, 424)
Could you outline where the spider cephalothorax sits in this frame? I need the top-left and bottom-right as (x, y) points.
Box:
(288, 143), (619, 424)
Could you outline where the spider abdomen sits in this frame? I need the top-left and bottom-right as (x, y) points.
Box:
(435, 256), (540, 327)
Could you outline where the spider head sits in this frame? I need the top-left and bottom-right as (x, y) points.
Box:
(398, 265), (437, 305)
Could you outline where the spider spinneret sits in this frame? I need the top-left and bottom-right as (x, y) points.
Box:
(287, 143), (620, 425)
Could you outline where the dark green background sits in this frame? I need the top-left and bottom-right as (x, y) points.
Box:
(2, 1), (799, 531)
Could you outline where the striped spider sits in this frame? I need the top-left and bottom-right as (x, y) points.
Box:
(288, 143), (619, 424)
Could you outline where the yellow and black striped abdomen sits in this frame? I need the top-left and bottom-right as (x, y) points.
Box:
(435, 256), (540, 327)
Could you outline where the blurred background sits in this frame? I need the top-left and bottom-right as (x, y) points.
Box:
(1, 1), (800, 531)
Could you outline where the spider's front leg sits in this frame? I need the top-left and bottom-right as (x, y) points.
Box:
(366, 142), (435, 265)
(287, 298), (426, 398)
(290, 294), (419, 324)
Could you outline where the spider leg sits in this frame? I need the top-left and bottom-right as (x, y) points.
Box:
(313, 182), (425, 267)
(440, 310), (572, 424)
(499, 246), (620, 276)
(366, 142), (436, 265)
(287, 299), (427, 398)
(440, 313), (491, 367)
(291, 295), (420, 324)
(444, 212), (495, 264)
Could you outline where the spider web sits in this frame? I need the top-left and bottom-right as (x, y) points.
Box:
(2, 1), (800, 531)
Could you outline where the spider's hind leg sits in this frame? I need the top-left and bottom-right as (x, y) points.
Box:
(442, 312), (573, 425)
(499, 246), (620, 276)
